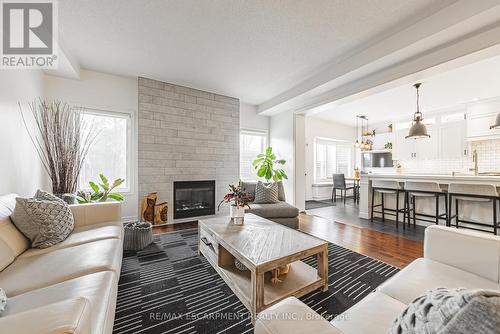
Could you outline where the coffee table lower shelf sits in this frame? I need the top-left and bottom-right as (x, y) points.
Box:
(199, 240), (326, 320)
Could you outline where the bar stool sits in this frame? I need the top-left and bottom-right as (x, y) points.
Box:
(404, 181), (448, 227)
(370, 180), (406, 228)
(448, 183), (500, 235)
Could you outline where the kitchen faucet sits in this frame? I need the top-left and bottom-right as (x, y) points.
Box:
(469, 149), (478, 176)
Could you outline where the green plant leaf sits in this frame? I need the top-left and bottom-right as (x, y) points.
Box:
(89, 181), (99, 193)
(266, 146), (272, 155)
(76, 196), (87, 204)
(99, 173), (109, 187)
(257, 166), (266, 177)
(111, 178), (124, 188)
(108, 193), (124, 201)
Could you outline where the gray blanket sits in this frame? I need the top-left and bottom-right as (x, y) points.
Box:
(389, 288), (500, 334)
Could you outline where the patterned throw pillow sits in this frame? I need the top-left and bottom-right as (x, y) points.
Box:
(254, 181), (279, 204)
(11, 190), (74, 249)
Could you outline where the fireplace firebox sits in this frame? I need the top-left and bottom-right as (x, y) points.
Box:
(173, 180), (215, 219)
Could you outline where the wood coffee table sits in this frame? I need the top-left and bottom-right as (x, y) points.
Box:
(198, 213), (328, 321)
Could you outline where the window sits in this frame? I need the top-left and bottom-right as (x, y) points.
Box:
(314, 138), (352, 182)
(79, 109), (131, 191)
(240, 130), (267, 181)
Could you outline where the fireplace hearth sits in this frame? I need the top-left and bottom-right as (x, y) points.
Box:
(173, 180), (215, 219)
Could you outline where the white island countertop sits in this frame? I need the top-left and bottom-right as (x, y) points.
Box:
(363, 173), (500, 185)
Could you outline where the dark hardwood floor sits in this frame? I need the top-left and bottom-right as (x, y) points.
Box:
(153, 210), (423, 269)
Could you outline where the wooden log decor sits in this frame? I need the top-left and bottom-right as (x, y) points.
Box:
(154, 202), (168, 225)
(141, 193), (157, 223)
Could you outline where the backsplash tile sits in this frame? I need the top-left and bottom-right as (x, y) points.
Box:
(398, 139), (500, 174)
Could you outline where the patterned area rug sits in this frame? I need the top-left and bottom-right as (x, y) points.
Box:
(113, 229), (399, 334)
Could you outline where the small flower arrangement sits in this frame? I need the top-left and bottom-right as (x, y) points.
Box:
(217, 180), (253, 210)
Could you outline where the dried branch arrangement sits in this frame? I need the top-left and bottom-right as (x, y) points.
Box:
(20, 99), (97, 195)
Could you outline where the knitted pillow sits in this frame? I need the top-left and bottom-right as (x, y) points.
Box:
(389, 288), (500, 334)
(10, 190), (74, 249)
(254, 181), (279, 204)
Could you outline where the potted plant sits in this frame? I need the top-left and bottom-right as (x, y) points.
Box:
(218, 181), (253, 222)
(20, 99), (97, 203)
(76, 173), (125, 203)
(252, 147), (288, 181)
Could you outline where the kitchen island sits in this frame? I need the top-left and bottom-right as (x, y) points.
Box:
(359, 173), (500, 226)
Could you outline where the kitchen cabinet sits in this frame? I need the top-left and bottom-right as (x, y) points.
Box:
(440, 120), (467, 158)
(415, 126), (438, 160)
(393, 126), (437, 160)
(466, 110), (500, 140)
(393, 128), (414, 160)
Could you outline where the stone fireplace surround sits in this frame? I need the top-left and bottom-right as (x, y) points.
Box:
(138, 77), (240, 223)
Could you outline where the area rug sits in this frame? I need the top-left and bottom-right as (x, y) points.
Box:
(113, 229), (399, 334)
(305, 200), (334, 210)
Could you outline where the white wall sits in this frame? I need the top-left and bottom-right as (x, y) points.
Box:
(240, 102), (269, 132)
(0, 70), (50, 196)
(44, 69), (139, 221)
(294, 115), (306, 211)
(305, 117), (356, 200)
(269, 112), (295, 204)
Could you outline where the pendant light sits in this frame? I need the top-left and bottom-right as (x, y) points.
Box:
(406, 83), (430, 139)
(490, 113), (500, 129)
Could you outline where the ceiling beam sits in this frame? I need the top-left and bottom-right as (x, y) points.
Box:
(257, 0), (500, 115)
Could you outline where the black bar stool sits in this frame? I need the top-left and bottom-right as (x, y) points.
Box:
(370, 180), (406, 228)
(403, 181), (448, 227)
(448, 183), (500, 235)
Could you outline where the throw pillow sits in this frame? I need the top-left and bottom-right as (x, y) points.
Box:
(34, 189), (65, 203)
(254, 181), (279, 204)
(10, 191), (74, 249)
(388, 288), (500, 334)
(0, 288), (6, 315)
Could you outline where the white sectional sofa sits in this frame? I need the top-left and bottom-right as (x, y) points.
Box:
(0, 194), (123, 334)
(255, 225), (500, 334)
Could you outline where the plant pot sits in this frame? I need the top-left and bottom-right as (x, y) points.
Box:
(54, 193), (76, 204)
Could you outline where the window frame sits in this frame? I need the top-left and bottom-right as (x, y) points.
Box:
(78, 107), (134, 194)
(313, 137), (353, 183)
(239, 128), (269, 182)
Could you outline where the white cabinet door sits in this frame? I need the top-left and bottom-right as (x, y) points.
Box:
(467, 111), (500, 140)
(440, 121), (466, 158)
(393, 128), (415, 161)
(415, 126), (438, 160)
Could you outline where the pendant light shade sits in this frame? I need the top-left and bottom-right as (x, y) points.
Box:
(406, 83), (430, 139)
(490, 112), (500, 129)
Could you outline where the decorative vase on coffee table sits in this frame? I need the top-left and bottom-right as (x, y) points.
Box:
(230, 205), (245, 225)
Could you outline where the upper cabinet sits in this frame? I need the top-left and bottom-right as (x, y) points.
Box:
(466, 101), (500, 141)
(393, 119), (465, 162)
(393, 128), (414, 161)
(438, 119), (466, 159)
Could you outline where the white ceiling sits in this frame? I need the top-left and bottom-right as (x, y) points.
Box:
(57, 0), (444, 105)
(312, 53), (500, 126)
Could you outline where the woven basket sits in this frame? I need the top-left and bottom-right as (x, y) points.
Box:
(124, 222), (153, 251)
